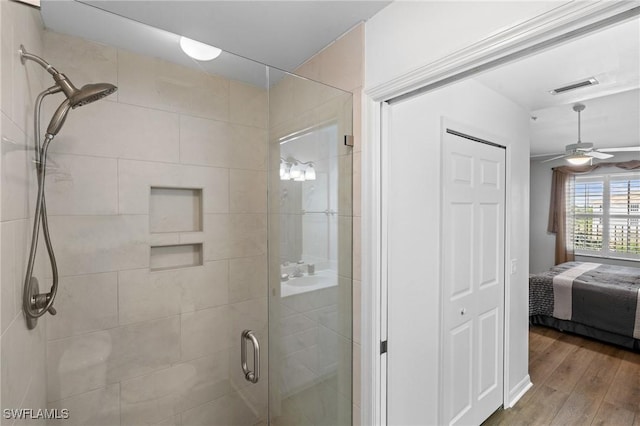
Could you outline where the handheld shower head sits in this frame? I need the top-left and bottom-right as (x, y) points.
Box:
(70, 83), (118, 108)
(47, 99), (72, 136)
(19, 45), (118, 136)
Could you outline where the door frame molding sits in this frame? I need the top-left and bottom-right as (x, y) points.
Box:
(361, 3), (639, 424)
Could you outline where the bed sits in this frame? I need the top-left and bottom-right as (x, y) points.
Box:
(529, 261), (640, 351)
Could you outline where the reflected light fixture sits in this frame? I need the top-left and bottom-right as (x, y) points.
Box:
(179, 36), (222, 61)
(279, 158), (316, 181)
(305, 163), (316, 181)
(566, 153), (591, 166)
(289, 162), (304, 180)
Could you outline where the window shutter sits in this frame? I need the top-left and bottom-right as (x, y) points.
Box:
(573, 180), (604, 252)
(609, 174), (640, 255)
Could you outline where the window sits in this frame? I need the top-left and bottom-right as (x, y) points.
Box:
(572, 172), (640, 260)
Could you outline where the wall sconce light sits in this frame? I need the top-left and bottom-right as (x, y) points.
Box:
(280, 158), (316, 181)
(305, 163), (316, 180)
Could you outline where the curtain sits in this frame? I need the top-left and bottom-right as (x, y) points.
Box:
(547, 160), (640, 265)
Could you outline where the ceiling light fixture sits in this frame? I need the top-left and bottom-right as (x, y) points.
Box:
(179, 36), (221, 61)
(566, 153), (592, 166)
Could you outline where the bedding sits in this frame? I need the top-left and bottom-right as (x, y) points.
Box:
(529, 261), (640, 349)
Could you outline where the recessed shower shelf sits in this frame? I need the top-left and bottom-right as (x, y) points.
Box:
(150, 187), (203, 233)
(150, 243), (203, 272)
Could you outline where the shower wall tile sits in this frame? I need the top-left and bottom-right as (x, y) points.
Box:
(47, 215), (148, 276)
(118, 261), (228, 325)
(1, 2), (48, 420)
(229, 169), (267, 213)
(353, 151), (361, 217)
(228, 254), (267, 303)
(316, 24), (364, 93)
(1, 221), (17, 334)
(47, 329), (112, 401)
(46, 272), (119, 340)
(180, 393), (259, 426)
(1, 310), (45, 411)
(47, 384), (120, 426)
(338, 214), (353, 279)
(0, 0), (15, 119)
(117, 50), (229, 122)
(204, 213), (267, 260)
(117, 268), (181, 325)
(120, 352), (230, 426)
(353, 342), (361, 408)
(1, 112), (31, 222)
(14, 345), (48, 425)
(118, 159), (228, 215)
(47, 316), (181, 402)
(43, 32), (118, 102)
(230, 123), (268, 171)
(2, 0), (45, 136)
(181, 305), (231, 361)
(47, 100), (180, 163)
(45, 153), (118, 216)
(179, 115), (232, 168)
(180, 117), (266, 170)
(352, 279), (361, 345)
(229, 80), (268, 129)
(178, 261), (229, 312)
(154, 415), (181, 426)
(353, 87), (363, 154)
(107, 316), (181, 383)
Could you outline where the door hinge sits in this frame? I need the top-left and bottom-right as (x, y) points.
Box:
(344, 135), (354, 147)
(380, 340), (388, 354)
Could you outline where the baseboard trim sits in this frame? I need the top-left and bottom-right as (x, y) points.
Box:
(508, 375), (533, 408)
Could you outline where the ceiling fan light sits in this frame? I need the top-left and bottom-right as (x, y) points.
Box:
(566, 154), (591, 166)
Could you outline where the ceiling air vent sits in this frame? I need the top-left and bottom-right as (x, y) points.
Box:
(549, 77), (599, 95)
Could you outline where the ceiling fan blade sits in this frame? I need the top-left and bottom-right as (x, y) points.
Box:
(531, 152), (564, 159)
(597, 147), (640, 153)
(540, 154), (567, 163)
(587, 151), (614, 159)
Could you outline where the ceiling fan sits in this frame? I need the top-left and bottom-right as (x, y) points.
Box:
(540, 103), (639, 165)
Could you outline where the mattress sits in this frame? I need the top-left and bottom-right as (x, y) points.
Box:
(529, 261), (640, 340)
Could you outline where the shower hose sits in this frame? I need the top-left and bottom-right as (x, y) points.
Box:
(23, 88), (60, 322)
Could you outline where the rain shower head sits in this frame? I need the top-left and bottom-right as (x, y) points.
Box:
(69, 83), (118, 108)
(19, 45), (117, 135)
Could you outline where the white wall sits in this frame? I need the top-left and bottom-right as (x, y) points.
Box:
(530, 152), (640, 273)
(384, 78), (530, 424)
(363, 1), (574, 418)
(365, 1), (567, 89)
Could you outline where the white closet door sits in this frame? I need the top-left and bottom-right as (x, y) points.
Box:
(441, 129), (505, 426)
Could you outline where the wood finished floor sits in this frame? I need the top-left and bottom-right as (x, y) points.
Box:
(483, 325), (640, 426)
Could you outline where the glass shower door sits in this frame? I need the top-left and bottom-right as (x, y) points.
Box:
(268, 69), (354, 425)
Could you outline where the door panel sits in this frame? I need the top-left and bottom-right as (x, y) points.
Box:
(442, 130), (505, 426)
(449, 322), (473, 424)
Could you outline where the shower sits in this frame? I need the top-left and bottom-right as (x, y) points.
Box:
(19, 45), (117, 329)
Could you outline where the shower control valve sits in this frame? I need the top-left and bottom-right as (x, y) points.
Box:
(32, 292), (57, 315)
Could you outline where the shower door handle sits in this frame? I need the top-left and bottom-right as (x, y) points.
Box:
(241, 330), (260, 384)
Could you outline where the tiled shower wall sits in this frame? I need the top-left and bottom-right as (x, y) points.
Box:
(39, 31), (269, 425)
(295, 23), (364, 425)
(1, 1), (48, 423)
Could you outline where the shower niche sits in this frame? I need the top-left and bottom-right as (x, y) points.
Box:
(149, 186), (204, 271)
